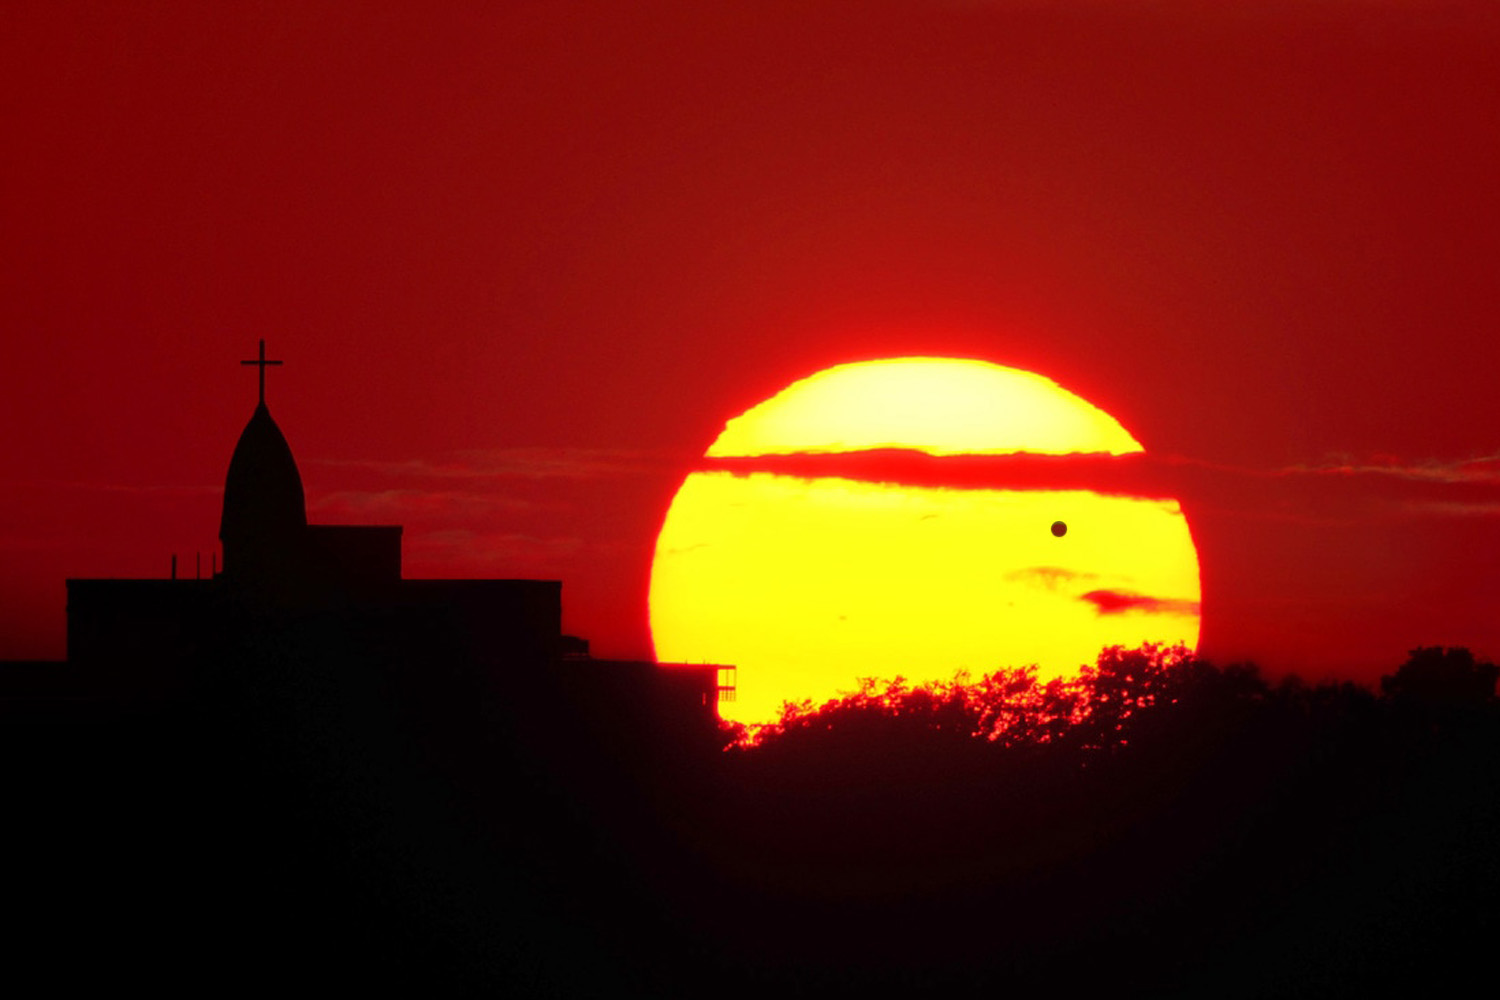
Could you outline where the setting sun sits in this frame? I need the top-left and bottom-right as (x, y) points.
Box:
(650, 357), (1201, 725)
(706, 357), (1144, 458)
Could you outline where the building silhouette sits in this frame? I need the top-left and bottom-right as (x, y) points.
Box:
(16, 341), (729, 753)
(0, 344), (735, 989)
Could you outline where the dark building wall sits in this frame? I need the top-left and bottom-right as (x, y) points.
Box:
(56, 566), (722, 809)
(305, 525), (402, 584)
(61, 576), (564, 714)
(0, 660), (76, 720)
(392, 579), (562, 665)
(66, 579), (219, 703)
(200, 578), (563, 696)
(554, 659), (725, 761)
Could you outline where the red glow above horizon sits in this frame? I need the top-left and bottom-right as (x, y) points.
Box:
(4, 5), (1500, 688)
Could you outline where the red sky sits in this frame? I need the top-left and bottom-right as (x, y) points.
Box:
(4, 2), (1500, 686)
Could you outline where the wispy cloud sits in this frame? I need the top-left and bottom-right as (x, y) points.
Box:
(3, 479), (220, 497)
(411, 529), (587, 563)
(301, 447), (696, 546)
(1291, 453), (1500, 486)
(311, 488), (537, 520)
(1193, 453), (1500, 523)
(312, 447), (688, 483)
(1004, 566), (1099, 590)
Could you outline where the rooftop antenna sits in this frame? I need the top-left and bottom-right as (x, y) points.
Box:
(240, 339), (283, 405)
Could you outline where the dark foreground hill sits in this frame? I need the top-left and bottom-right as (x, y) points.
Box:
(6, 645), (1498, 997)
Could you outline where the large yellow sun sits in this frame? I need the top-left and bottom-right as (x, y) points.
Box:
(649, 357), (1201, 726)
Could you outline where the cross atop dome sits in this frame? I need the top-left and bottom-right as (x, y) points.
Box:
(222, 340), (305, 580)
(240, 339), (283, 405)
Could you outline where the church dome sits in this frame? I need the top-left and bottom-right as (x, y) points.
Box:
(220, 401), (307, 549)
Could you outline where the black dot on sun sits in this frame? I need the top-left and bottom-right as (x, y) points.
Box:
(1051, 520), (1067, 537)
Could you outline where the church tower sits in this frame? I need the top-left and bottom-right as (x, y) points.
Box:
(218, 340), (308, 584)
(57, 339), (717, 749)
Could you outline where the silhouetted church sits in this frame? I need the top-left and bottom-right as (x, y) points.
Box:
(51, 343), (728, 753)
(2, 345), (733, 990)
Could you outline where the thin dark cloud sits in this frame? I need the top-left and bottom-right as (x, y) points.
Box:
(1081, 590), (1201, 617)
(702, 450), (1179, 498)
(699, 448), (1500, 524)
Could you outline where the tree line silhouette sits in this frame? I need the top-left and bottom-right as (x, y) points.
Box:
(701, 644), (1500, 995)
(737, 642), (1500, 754)
(5, 642), (1497, 996)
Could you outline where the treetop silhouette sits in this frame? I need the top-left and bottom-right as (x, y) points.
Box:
(739, 641), (1499, 757)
